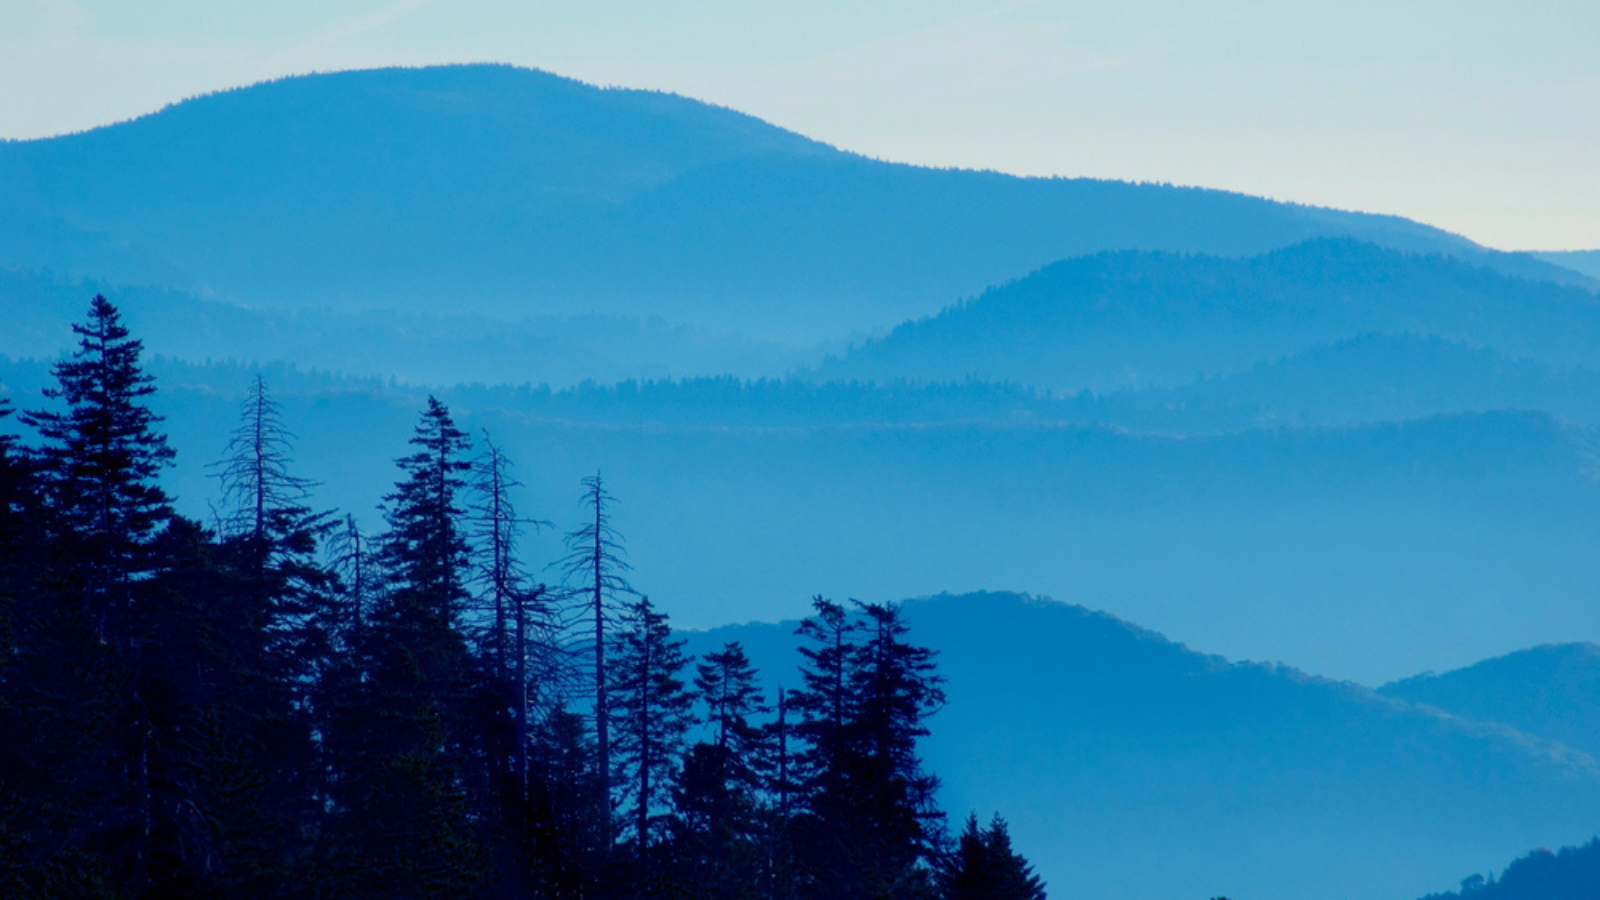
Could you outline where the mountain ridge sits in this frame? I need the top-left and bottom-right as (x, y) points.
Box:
(3, 63), (1589, 342)
(684, 591), (1600, 900)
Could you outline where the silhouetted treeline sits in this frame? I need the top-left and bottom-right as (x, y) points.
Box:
(0, 297), (1042, 899)
(1419, 840), (1600, 900)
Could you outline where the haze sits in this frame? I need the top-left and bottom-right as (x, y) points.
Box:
(3, 0), (1596, 251)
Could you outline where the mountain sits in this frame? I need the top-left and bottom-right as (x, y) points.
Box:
(1382, 644), (1600, 760)
(1145, 332), (1600, 428)
(1, 64), (1584, 343)
(819, 239), (1600, 391)
(8, 349), (1600, 684)
(1533, 250), (1600, 281)
(683, 592), (1600, 900)
(0, 267), (818, 386)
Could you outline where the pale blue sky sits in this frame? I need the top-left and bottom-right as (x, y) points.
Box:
(2, 0), (1595, 250)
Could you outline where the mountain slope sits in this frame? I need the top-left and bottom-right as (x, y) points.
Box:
(1146, 332), (1600, 428)
(820, 239), (1600, 391)
(1382, 644), (1600, 760)
(7, 349), (1600, 683)
(685, 592), (1600, 900)
(1532, 250), (1600, 281)
(2, 64), (1581, 341)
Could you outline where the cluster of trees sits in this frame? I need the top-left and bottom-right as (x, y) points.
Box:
(0, 297), (1044, 900)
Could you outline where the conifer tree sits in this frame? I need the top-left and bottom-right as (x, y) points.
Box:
(321, 396), (485, 898)
(671, 642), (771, 898)
(24, 295), (174, 631)
(936, 814), (1047, 900)
(790, 598), (946, 899)
(558, 472), (634, 849)
(609, 595), (694, 870)
(16, 297), (193, 892)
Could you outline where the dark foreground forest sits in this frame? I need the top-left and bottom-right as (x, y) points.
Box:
(0, 297), (1044, 900)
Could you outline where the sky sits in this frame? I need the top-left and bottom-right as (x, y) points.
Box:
(2, 0), (1595, 251)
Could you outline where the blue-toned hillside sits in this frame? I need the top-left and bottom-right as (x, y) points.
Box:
(821, 239), (1600, 390)
(684, 592), (1600, 900)
(2, 65), (1582, 341)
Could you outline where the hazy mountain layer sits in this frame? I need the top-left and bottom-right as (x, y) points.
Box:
(3, 64), (1582, 341)
(1148, 332), (1600, 428)
(7, 353), (1599, 684)
(820, 239), (1600, 391)
(1382, 644), (1600, 760)
(0, 267), (818, 386)
(1533, 250), (1600, 281)
(684, 592), (1600, 900)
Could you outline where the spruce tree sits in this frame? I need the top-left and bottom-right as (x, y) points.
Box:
(558, 472), (634, 849)
(24, 295), (174, 631)
(320, 396), (484, 898)
(669, 642), (771, 898)
(936, 814), (1047, 900)
(790, 599), (947, 900)
(609, 595), (694, 874)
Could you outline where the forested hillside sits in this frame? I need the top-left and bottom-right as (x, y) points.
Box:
(7, 300), (1600, 900)
(689, 593), (1600, 900)
(6, 61), (1600, 900)
(1383, 645), (1600, 759)
(0, 298), (1027, 900)
(820, 239), (1600, 390)
(2, 65), (1584, 341)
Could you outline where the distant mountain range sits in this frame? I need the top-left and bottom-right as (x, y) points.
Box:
(7, 63), (1600, 900)
(684, 592), (1600, 900)
(1, 64), (1589, 342)
(819, 239), (1600, 391)
(7, 346), (1598, 683)
(1383, 643), (1600, 760)
(1533, 250), (1600, 281)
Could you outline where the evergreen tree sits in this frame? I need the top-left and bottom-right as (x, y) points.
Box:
(524, 706), (612, 899)
(669, 642), (771, 898)
(789, 599), (947, 900)
(14, 296), (195, 893)
(206, 375), (333, 893)
(23, 295), (174, 632)
(558, 472), (634, 850)
(936, 814), (1047, 900)
(609, 595), (694, 875)
(320, 397), (485, 898)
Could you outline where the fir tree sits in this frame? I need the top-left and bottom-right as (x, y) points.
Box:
(790, 599), (947, 900)
(936, 814), (1046, 900)
(558, 472), (634, 850)
(609, 595), (694, 872)
(320, 397), (485, 898)
(23, 295), (175, 631)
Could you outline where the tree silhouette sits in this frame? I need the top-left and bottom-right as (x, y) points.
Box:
(937, 813), (1047, 900)
(790, 598), (946, 899)
(558, 472), (634, 849)
(320, 397), (485, 897)
(24, 295), (174, 632)
(610, 595), (694, 873)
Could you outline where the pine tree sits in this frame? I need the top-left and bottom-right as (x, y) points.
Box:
(15, 296), (196, 893)
(23, 295), (174, 632)
(789, 599), (947, 900)
(670, 642), (771, 898)
(936, 814), (1047, 900)
(205, 375), (333, 893)
(558, 472), (634, 850)
(609, 595), (694, 873)
(320, 397), (485, 898)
